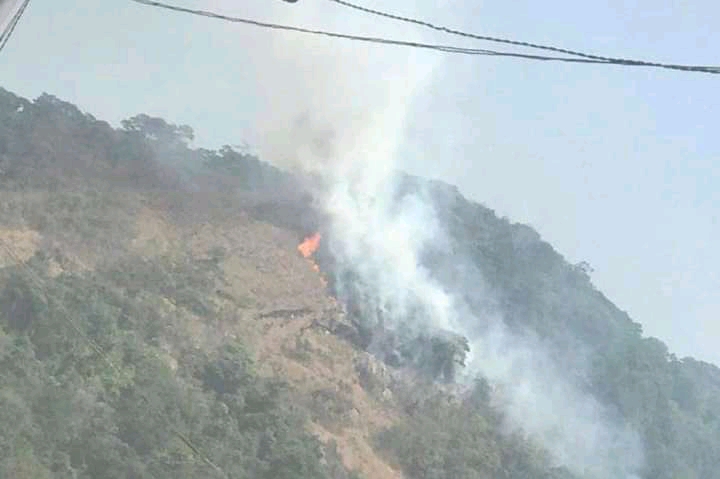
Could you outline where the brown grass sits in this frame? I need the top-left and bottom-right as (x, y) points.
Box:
(128, 203), (405, 479)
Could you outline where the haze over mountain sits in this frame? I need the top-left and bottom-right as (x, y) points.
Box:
(2, 0), (717, 367)
(1, 87), (719, 479)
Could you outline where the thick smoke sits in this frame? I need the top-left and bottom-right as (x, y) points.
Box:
(466, 321), (644, 477)
(232, 1), (644, 477)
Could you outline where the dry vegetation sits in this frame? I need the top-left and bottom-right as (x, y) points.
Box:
(129, 202), (406, 478)
(3, 88), (719, 479)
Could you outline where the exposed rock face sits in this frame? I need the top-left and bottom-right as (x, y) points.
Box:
(354, 351), (393, 397)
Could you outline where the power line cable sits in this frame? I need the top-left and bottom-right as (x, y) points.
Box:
(327, 0), (720, 74)
(125, 0), (601, 61)
(0, 236), (230, 479)
(127, 0), (719, 73)
(0, 0), (30, 51)
(0, 0), (31, 55)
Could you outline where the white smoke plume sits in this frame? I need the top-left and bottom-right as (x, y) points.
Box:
(468, 322), (645, 477)
(222, 1), (645, 477)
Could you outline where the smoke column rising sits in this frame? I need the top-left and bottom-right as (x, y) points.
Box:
(227, 1), (645, 477)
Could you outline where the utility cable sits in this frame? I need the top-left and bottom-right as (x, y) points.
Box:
(126, 0), (604, 62)
(128, 0), (719, 74)
(0, 0), (31, 55)
(127, 0), (719, 73)
(0, 237), (230, 479)
(326, 0), (720, 74)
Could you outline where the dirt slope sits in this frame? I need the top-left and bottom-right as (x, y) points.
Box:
(0, 187), (406, 478)
(131, 202), (405, 479)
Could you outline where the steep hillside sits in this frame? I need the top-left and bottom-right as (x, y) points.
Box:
(0, 87), (719, 479)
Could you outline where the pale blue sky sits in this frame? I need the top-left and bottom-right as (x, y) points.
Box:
(1, 0), (718, 364)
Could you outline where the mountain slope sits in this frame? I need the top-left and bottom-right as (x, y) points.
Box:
(0, 87), (719, 479)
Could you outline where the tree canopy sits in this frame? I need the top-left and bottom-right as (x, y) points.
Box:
(1, 87), (719, 479)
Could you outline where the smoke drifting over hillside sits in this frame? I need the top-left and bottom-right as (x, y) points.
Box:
(233, 1), (644, 477)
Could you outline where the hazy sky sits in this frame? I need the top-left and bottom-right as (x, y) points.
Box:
(1, 0), (718, 365)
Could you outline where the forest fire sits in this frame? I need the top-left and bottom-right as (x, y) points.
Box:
(298, 233), (322, 273)
(297, 232), (321, 258)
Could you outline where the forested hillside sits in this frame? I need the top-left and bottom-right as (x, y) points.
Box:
(0, 87), (718, 479)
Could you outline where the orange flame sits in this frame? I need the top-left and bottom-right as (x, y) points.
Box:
(298, 233), (327, 287)
(298, 232), (321, 258)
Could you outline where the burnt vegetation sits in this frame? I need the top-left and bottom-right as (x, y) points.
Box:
(0, 87), (719, 479)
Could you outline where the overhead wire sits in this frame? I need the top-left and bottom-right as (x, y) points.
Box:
(326, 0), (720, 74)
(0, 0), (31, 55)
(0, 1), (232, 474)
(0, 236), (230, 479)
(4, 0), (711, 474)
(126, 0), (720, 74)
(126, 0), (609, 63)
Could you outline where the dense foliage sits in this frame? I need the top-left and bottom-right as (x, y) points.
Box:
(436, 186), (720, 479)
(0, 253), (338, 479)
(1, 87), (719, 479)
(375, 378), (579, 479)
